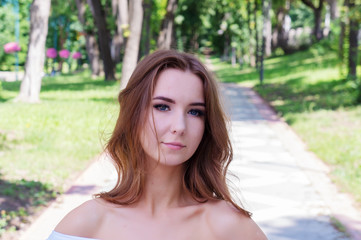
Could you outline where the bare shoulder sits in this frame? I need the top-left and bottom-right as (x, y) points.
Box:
(205, 200), (268, 240)
(54, 198), (107, 237)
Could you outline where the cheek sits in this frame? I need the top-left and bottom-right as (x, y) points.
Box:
(151, 111), (167, 135)
(192, 121), (205, 147)
(140, 119), (158, 151)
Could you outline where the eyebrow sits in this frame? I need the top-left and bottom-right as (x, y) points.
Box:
(153, 96), (205, 107)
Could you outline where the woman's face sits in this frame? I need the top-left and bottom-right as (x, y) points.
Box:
(140, 68), (205, 167)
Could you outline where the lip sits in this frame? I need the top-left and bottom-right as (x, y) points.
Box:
(162, 142), (186, 150)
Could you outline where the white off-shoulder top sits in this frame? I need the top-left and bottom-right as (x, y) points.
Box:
(47, 231), (98, 240)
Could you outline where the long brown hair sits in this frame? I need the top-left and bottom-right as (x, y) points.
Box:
(97, 50), (251, 217)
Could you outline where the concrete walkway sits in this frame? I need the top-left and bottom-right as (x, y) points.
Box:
(19, 83), (361, 240)
(221, 84), (361, 240)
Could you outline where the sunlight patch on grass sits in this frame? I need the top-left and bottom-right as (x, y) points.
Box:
(288, 108), (361, 201)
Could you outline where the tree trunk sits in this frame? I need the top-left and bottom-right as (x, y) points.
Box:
(314, 6), (323, 40)
(190, 32), (199, 51)
(88, 0), (116, 81)
(326, 0), (339, 19)
(111, 0), (129, 63)
(231, 46), (236, 66)
(157, 0), (178, 50)
(323, 4), (331, 37)
(57, 24), (67, 72)
(119, 0), (129, 31)
(275, 2), (290, 52)
(301, 0), (325, 41)
(222, 33), (229, 61)
(86, 34), (101, 77)
(16, 0), (51, 103)
(338, 0), (348, 63)
(259, 0), (271, 85)
(254, 0), (260, 69)
(75, 0), (101, 77)
(111, 34), (123, 64)
(120, 0), (144, 90)
(247, 0), (256, 67)
(141, 0), (152, 57)
(348, 0), (358, 80)
(338, 21), (346, 60)
(263, 0), (271, 57)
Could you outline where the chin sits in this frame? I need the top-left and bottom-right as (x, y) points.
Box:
(155, 156), (190, 167)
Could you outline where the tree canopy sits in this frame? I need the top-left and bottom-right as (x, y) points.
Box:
(0, 0), (360, 102)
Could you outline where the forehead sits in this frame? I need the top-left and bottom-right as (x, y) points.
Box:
(153, 68), (204, 96)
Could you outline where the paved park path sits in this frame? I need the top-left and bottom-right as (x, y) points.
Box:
(18, 82), (361, 240)
(221, 84), (361, 240)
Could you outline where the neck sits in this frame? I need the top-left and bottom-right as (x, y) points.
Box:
(138, 162), (192, 217)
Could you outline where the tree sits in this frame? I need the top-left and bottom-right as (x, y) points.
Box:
(326, 0), (339, 19)
(273, 0), (290, 51)
(260, 0), (271, 84)
(88, 0), (116, 81)
(263, 0), (271, 57)
(48, 0), (86, 74)
(16, 0), (51, 103)
(175, 0), (205, 52)
(140, 0), (152, 57)
(76, 0), (101, 77)
(247, 0), (256, 67)
(301, 0), (325, 41)
(254, 0), (260, 68)
(347, 0), (358, 80)
(338, 0), (348, 63)
(157, 0), (178, 49)
(120, 0), (143, 90)
(111, 0), (129, 63)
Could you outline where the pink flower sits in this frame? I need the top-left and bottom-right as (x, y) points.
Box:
(72, 52), (82, 59)
(59, 49), (70, 59)
(4, 42), (21, 53)
(46, 48), (57, 58)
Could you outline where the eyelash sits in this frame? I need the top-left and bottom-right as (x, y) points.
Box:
(188, 109), (205, 117)
(154, 104), (169, 111)
(153, 104), (205, 117)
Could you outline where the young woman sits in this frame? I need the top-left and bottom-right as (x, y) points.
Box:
(48, 50), (268, 240)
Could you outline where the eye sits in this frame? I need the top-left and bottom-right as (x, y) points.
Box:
(188, 109), (205, 117)
(154, 104), (170, 111)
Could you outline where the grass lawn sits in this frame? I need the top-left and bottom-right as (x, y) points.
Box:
(211, 48), (361, 203)
(0, 71), (119, 235)
(0, 72), (119, 187)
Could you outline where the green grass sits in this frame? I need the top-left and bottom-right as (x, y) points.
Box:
(211, 48), (361, 202)
(0, 178), (57, 234)
(0, 71), (119, 189)
(0, 71), (120, 236)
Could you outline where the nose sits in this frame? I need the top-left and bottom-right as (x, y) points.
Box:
(170, 111), (186, 135)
